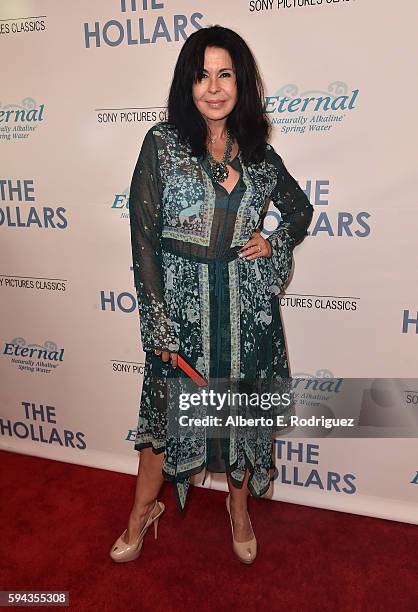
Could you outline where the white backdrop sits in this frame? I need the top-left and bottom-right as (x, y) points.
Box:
(1, 0), (417, 524)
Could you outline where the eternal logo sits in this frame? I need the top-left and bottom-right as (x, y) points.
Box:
(111, 188), (130, 219)
(3, 338), (64, 374)
(265, 82), (359, 134)
(291, 370), (343, 394)
(265, 88), (358, 113)
(289, 369), (345, 417)
(0, 98), (45, 141)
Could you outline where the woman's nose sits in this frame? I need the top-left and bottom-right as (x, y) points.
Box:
(208, 77), (219, 93)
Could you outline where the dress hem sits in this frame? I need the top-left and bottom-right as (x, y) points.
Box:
(134, 438), (275, 512)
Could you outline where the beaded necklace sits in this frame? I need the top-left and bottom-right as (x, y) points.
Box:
(206, 129), (233, 183)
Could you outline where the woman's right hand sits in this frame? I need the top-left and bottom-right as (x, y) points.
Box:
(154, 349), (178, 368)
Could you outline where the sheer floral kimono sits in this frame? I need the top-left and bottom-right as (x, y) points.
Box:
(128, 122), (313, 511)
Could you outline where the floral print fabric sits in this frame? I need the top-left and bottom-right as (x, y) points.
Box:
(128, 122), (314, 511)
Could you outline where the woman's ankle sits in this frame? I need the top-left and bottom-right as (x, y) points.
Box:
(131, 499), (157, 522)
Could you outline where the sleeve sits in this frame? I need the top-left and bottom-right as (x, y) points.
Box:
(262, 145), (314, 290)
(128, 127), (180, 353)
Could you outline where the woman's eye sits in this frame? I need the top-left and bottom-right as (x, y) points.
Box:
(197, 72), (232, 81)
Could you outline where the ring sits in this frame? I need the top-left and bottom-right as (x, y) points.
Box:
(258, 245), (261, 252)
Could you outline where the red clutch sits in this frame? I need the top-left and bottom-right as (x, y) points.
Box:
(177, 354), (208, 387)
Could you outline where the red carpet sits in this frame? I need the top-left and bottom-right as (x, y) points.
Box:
(1, 449), (416, 611)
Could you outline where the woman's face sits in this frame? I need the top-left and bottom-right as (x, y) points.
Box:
(192, 46), (238, 125)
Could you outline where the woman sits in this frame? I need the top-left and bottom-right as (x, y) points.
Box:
(110, 25), (313, 565)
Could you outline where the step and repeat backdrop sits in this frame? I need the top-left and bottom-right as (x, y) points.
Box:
(1, 1), (417, 524)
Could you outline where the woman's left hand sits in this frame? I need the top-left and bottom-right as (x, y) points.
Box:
(238, 229), (272, 260)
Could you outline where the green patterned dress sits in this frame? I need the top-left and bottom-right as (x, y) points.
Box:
(128, 122), (313, 511)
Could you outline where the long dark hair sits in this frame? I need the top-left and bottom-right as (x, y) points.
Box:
(166, 25), (270, 165)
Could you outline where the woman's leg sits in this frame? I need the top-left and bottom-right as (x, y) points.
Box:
(226, 470), (255, 542)
(123, 447), (165, 544)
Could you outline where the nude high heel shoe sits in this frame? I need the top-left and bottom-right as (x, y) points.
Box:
(225, 494), (257, 564)
(110, 500), (165, 563)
